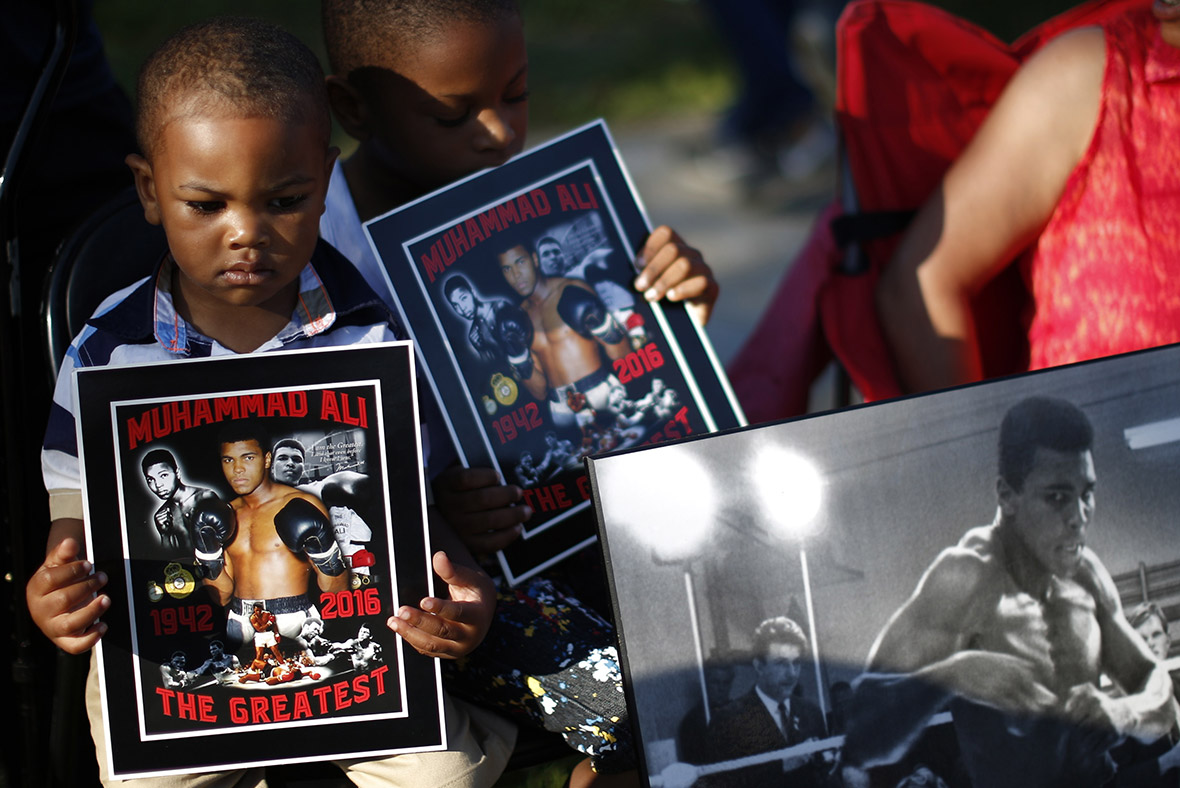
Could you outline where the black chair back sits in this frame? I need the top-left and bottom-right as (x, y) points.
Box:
(43, 186), (166, 381)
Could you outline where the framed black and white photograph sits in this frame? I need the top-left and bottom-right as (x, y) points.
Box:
(74, 342), (446, 778)
(589, 344), (1180, 788)
(366, 121), (744, 585)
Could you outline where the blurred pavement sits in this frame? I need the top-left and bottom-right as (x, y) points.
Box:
(607, 114), (832, 367)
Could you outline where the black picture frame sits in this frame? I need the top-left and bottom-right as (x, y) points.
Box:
(366, 121), (744, 584)
(75, 342), (446, 778)
(589, 344), (1180, 788)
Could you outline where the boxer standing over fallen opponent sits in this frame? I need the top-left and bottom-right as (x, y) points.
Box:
(249, 602), (285, 664)
(495, 243), (629, 430)
(844, 397), (1178, 788)
(196, 424), (348, 646)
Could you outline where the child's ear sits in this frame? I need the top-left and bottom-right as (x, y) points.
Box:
(325, 75), (370, 141)
(125, 153), (162, 226)
(320, 146), (341, 214)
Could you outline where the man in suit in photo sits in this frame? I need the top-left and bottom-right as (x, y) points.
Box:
(704, 615), (829, 786)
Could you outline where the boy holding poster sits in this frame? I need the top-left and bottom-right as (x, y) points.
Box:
(318, 2), (722, 783)
(27, 16), (514, 785)
(318, 0), (720, 542)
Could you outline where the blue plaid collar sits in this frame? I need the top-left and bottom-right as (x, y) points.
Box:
(88, 239), (395, 354)
(150, 259), (337, 356)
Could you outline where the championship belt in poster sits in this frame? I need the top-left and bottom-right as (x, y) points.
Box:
(73, 343), (446, 778)
(365, 121), (745, 584)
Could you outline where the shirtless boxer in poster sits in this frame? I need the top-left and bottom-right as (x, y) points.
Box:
(534, 235), (647, 350)
(270, 438), (375, 576)
(494, 243), (630, 432)
(193, 639), (240, 684)
(844, 397), (1178, 788)
(249, 602), (285, 664)
(140, 448), (217, 552)
(194, 424), (349, 647)
(443, 274), (512, 365)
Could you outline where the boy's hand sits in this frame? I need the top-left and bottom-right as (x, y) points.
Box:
(27, 536), (110, 654)
(387, 551), (496, 659)
(433, 466), (531, 554)
(633, 225), (720, 325)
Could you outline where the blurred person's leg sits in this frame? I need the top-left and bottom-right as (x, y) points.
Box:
(700, 0), (815, 148)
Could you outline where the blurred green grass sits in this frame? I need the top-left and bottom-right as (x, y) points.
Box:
(93, 0), (732, 145)
(94, 0), (1076, 147)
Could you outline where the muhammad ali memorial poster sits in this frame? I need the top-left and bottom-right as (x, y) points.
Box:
(365, 120), (745, 584)
(587, 343), (1180, 788)
(73, 342), (446, 779)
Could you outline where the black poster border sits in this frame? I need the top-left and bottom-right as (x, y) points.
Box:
(365, 120), (745, 585)
(75, 342), (446, 779)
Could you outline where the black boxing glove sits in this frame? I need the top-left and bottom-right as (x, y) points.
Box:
(496, 304), (535, 379)
(320, 471), (370, 510)
(193, 498), (236, 580)
(583, 261), (611, 287)
(275, 498), (346, 577)
(557, 285), (625, 344)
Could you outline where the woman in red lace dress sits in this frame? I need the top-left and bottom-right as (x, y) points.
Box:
(877, 0), (1180, 393)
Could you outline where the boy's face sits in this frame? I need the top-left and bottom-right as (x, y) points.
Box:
(352, 16), (528, 195)
(128, 108), (336, 316)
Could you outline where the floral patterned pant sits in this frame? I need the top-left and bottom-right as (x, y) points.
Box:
(443, 574), (635, 774)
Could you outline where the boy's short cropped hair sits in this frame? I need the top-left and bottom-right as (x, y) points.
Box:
(321, 0), (519, 77)
(136, 16), (330, 158)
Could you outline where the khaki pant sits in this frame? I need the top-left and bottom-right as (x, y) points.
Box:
(85, 653), (516, 787)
